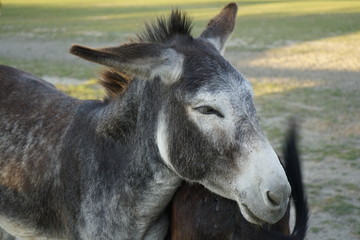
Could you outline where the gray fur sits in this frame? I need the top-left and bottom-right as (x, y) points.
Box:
(0, 66), (179, 239)
(0, 3), (290, 240)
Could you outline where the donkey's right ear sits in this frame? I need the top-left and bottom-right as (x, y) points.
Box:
(199, 3), (238, 55)
(70, 42), (184, 84)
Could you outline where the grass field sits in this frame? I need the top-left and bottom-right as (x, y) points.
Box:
(2, 0), (360, 78)
(1, 1), (360, 239)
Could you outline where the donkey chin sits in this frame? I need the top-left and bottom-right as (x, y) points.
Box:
(205, 143), (291, 226)
(236, 144), (292, 225)
(236, 184), (291, 226)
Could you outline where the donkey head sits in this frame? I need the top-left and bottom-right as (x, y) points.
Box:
(70, 3), (291, 225)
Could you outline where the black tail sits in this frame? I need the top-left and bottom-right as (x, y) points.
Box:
(257, 121), (309, 240)
(283, 121), (309, 240)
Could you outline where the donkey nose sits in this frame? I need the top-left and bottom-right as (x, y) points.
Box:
(262, 179), (291, 209)
(266, 191), (282, 207)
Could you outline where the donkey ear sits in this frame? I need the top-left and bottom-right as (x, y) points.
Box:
(70, 43), (183, 83)
(199, 3), (238, 54)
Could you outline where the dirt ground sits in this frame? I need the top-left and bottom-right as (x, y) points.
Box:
(0, 34), (359, 240)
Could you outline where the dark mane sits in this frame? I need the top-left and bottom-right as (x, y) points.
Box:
(99, 69), (132, 99)
(136, 9), (193, 43)
(100, 10), (193, 99)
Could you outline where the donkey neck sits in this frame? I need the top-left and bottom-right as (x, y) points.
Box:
(94, 78), (142, 141)
(76, 78), (181, 239)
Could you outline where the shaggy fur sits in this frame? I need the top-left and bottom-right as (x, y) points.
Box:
(0, 3), (293, 240)
(136, 9), (193, 44)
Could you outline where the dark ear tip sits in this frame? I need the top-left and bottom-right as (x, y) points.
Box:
(69, 44), (87, 56)
(224, 2), (238, 12)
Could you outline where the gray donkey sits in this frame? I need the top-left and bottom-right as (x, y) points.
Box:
(0, 3), (291, 240)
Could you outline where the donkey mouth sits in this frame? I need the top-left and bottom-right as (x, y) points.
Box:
(240, 204), (266, 225)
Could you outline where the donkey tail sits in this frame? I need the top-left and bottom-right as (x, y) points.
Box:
(284, 120), (309, 240)
(256, 120), (309, 240)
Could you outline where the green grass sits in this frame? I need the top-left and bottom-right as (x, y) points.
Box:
(1, 0), (360, 78)
(2, 0), (360, 45)
(0, 55), (97, 79)
(303, 143), (360, 163)
(323, 195), (360, 216)
(253, 78), (359, 164)
(311, 227), (322, 234)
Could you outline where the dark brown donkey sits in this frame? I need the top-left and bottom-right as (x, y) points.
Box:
(168, 123), (308, 240)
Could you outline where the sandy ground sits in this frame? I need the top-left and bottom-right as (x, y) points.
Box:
(0, 36), (359, 240)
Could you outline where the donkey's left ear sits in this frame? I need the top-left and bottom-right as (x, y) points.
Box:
(199, 3), (238, 55)
(70, 42), (183, 84)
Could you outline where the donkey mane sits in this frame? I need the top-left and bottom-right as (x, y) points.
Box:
(100, 9), (193, 99)
(136, 9), (193, 43)
(99, 69), (132, 99)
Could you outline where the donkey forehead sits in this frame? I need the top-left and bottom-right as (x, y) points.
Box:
(181, 63), (254, 104)
(176, 42), (251, 90)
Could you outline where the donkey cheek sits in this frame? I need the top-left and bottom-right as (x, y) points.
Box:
(171, 152), (208, 181)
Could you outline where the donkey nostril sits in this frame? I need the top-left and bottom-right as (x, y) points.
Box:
(266, 191), (282, 207)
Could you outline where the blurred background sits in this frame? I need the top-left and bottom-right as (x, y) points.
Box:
(0, 1), (359, 239)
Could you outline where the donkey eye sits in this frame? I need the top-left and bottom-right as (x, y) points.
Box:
(194, 106), (224, 118)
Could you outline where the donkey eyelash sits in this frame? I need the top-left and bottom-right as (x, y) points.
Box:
(194, 106), (225, 118)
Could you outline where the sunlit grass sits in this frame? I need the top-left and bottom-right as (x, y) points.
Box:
(248, 31), (360, 71)
(56, 79), (105, 100)
(252, 78), (320, 96)
(7, 0), (229, 6)
(2, 0), (360, 43)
